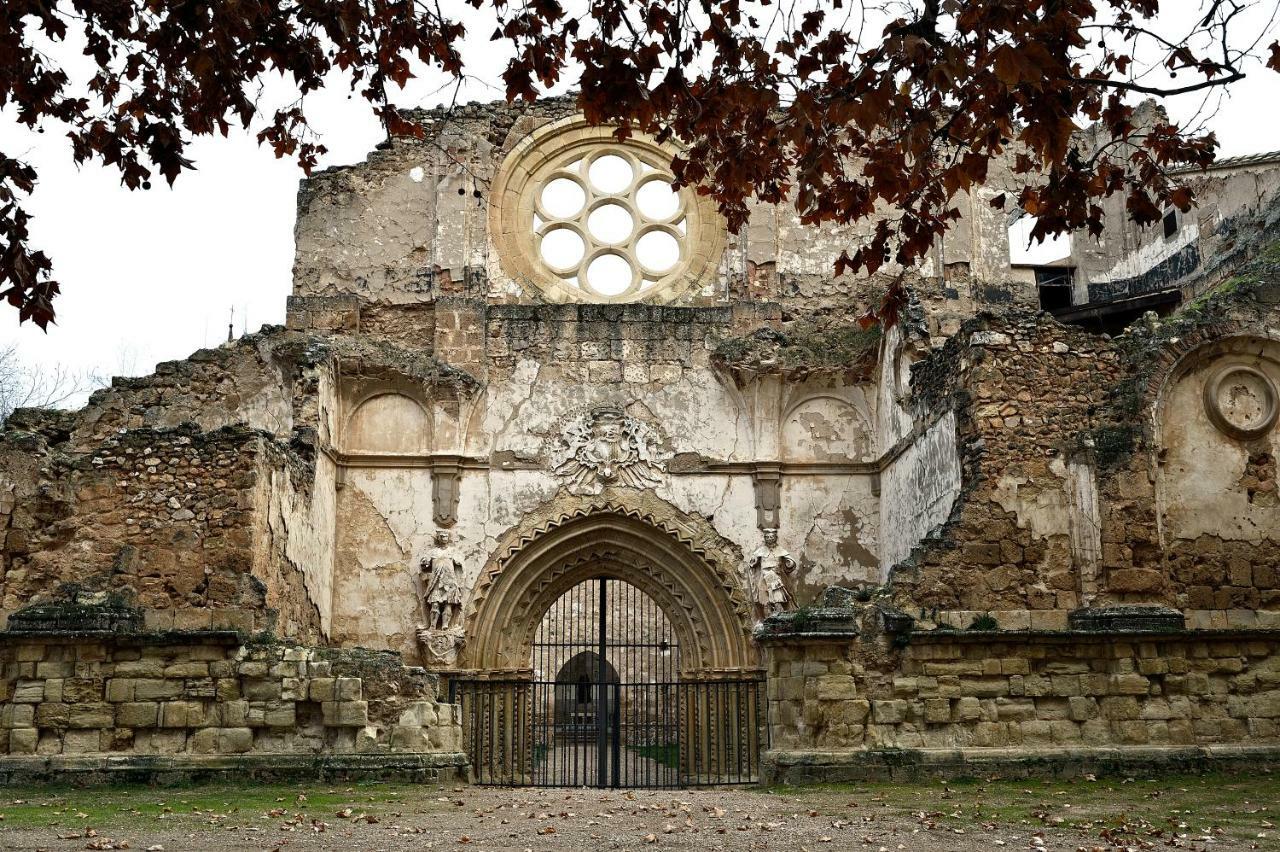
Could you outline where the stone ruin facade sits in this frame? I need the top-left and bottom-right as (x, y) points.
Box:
(2, 96), (1280, 784)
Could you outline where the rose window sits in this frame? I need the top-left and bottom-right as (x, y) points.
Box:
(489, 116), (726, 303)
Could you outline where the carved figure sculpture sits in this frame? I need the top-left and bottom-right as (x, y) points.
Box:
(418, 530), (464, 631)
(746, 528), (797, 621)
(551, 406), (667, 495)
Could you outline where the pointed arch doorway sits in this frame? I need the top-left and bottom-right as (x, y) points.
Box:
(449, 503), (765, 788)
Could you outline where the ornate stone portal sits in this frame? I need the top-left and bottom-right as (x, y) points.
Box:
(415, 530), (467, 667)
(550, 406), (668, 495)
(745, 528), (797, 623)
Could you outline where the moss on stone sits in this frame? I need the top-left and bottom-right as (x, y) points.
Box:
(714, 322), (882, 374)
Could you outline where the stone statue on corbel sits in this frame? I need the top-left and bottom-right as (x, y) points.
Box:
(745, 527), (797, 623)
(414, 529), (466, 667)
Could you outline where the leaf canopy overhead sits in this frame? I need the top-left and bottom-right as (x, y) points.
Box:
(1, 0), (1276, 329)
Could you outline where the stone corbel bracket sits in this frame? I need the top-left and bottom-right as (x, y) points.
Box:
(750, 462), (782, 530)
(430, 455), (464, 527)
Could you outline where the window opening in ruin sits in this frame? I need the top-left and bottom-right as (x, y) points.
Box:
(1035, 267), (1074, 312)
(1163, 206), (1179, 239)
(530, 151), (686, 298)
(489, 116), (726, 303)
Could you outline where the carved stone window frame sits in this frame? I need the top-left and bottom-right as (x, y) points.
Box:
(489, 115), (727, 303)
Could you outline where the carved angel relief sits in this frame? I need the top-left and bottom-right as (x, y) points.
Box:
(550, 406), (669, 496)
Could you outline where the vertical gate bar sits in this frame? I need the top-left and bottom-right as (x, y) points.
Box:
(709, 682), (715, 784)
(515, 682), (521, 784)
(481, 683), (489, 784)
(738, 680), (745, 785)
(723, 681), (730, 783)
(618, 680), (625, 788)
(714, 681), (722, 783)
(564, 583), (570, 787)
(747, 675), (757, 782)
(625, 580), (631, 789)
(543, 588), (549, 787)
(691, 675), (701, 782)
(533, 682), (539, 787)
(477, 683), (485, 784)
(689, 681), (698, 785)
(596, 577), (608, 788)
(563, 582), (570, 788)
(579, 577), (587, 788)
(628, 581), (634, 789)
(737, 675), (747, 782)
(476, 683), (484, 784)
(490, 683), (499, 784)
(621, 580), (627, 788)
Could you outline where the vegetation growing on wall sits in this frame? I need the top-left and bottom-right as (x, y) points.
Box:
(713, 323), (882, 377)
(1084, 236), (1280, 470)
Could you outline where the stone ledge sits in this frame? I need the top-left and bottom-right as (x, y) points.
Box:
(0, 751), (470, 786)
(903, 626), (1280, 644)
(0, 629), (244, 646)
(762, 744), (1280, 785)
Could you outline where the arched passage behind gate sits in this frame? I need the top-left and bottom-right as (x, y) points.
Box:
(449, 502), (766, 787)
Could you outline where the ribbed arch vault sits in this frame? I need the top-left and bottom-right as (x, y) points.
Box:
(460, 497), (758, 677)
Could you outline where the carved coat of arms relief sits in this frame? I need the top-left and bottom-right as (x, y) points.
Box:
(549, 406), (669, 496)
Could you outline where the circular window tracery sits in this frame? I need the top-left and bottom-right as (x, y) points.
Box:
(489, 116), (726, 303)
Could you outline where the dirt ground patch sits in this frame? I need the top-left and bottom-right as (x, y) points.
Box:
(0, 772), (1275, 851)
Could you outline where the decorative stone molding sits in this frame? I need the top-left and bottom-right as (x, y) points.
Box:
(1202, 363), (1278, 440)
(460, 493), (756, 675)
(488, 115), (726, 303)
(549, 406), (669, 495)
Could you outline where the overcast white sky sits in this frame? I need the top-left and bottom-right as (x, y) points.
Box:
(1, 2), (1278, 400)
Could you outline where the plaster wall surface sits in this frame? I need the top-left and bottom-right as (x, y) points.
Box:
(1159, 339), (1280, 544)
(879, 410), (961, 572)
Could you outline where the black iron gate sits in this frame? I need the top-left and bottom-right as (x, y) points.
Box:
(451, 576), (765, 787)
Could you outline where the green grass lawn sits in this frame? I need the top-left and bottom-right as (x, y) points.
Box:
(0, 780), (454, 832)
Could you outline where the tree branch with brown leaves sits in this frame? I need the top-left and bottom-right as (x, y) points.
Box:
(1, 0), (1277, 330)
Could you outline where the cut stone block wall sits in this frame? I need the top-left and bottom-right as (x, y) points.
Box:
(0, 636), (465, 770)
(761, 629), (1280, 781)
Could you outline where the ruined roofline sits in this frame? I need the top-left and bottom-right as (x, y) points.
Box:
(1171, 149), (1280, 175)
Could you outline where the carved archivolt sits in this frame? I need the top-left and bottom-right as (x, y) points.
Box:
(460, 493), (757, 676)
